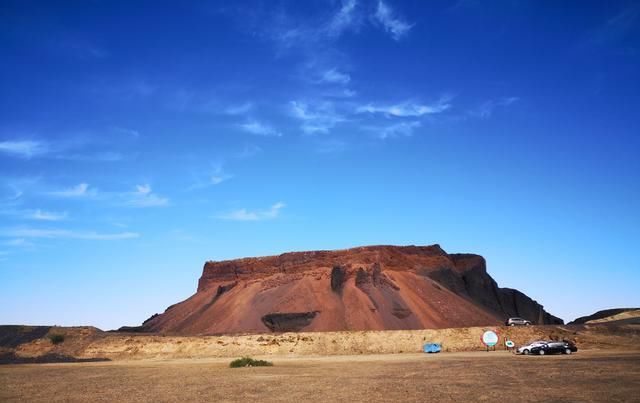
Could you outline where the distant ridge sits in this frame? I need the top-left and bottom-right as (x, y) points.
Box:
(569, 308), (640, 325)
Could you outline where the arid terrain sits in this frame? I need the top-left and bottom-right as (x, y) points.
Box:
(2, 350), (639, 402)
(3, 323), (639, 362)
(2, 322), (640, 401)
(1, 244), (638, 402)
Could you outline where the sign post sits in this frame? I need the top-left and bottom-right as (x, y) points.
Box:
(481, 330), (499, 351)
(505, 340), (515, 351)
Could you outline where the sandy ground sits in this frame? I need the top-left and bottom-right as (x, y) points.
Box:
(11, 324), (640, 361)
(1, 350), (639, 402)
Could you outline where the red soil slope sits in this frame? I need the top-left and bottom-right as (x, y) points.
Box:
(142, 245), (562, 334)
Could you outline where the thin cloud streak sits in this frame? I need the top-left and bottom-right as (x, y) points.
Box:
(320, 68), (351, 84)
(376, 121), (421, 139)
(374, 1), (414, 41)
(216, 202), (285, 221)
(266, 0), (361, 49)
(0, 140), (49, 158)
(1, 228), (140, 240)
(289, 101), (345, 134)
(239, 121), (282, 137)
(127, 184), (169, 207)
(324, 0), (360, 38)
(224, 102), (253, 115)
(48, 183), (97, 198)
(29, 210), (68, 221)
(188, 164), (233, 190)
(356, 97), (452, 117)
(470, 97), (519, 119)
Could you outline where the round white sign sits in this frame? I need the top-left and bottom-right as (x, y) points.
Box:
(505, 340), (515, 348)
(481, 330), (499, 347)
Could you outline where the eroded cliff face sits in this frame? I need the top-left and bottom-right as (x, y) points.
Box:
(142, 245), (562, 335)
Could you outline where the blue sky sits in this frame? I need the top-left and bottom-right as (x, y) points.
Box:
(1, 0), (639, 330)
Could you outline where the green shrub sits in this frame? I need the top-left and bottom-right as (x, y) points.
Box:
(48, 334), (65, 345)
(229, 357), (273, 368)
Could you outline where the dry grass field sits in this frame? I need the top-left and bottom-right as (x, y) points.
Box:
(1, 350), (639, 402)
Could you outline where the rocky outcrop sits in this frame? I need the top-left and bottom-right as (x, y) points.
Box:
(261, 312), (320, 332)
(142, 245), (562, 334)
(427, 254), (562, 325)
(330, 266), (346, 293)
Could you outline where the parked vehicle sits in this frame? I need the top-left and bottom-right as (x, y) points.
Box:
(517, 340), (578, 355)
(506, 317), (532, 326)
(531, 341), (578, 355)
(517, 341), (547, 355)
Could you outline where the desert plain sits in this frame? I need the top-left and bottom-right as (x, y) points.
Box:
(1, 323), (640, 402)
(2, 349), (640, 402)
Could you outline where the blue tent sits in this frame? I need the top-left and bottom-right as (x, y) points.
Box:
(423, 343), (442, 353)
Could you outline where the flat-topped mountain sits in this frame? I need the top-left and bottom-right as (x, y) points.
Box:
(141, 245), (562, 334)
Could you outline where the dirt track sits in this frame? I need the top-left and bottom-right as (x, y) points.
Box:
(1, 350), (639, 402)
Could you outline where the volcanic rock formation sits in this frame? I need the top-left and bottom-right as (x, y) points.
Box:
(142, 245), (563, 334)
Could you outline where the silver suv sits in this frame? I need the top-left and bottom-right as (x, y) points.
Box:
(506, 317), (532, 326)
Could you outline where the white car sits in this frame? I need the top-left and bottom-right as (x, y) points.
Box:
(516, 341), (547, 355)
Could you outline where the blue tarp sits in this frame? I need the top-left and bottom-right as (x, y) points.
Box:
(423, 343), (442, 353)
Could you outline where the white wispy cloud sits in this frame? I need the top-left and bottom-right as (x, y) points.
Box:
(112, 126), (140, 138)
(0, 140), (49, 158)
(267, 0), (361, 49)
(188, 164), (233, 190)
(1, 228), (139, 240)
(324, 0), (360, 38)
(1, 134), (130, 162)
(356, 97), (452, 117)
(48, 183), (97, 198)
(377, 121), (421, 139)
(1, 184), (24, 202)
(290, 101), (345, 134)
(239, 121), (282, 137)
(127, 184), (169, 207)
(4, 238), (32, 247)
(470, 97), (519, 119)
(224, 102), (253, 115)
(57, 151), (125, 163)
(29, 210), (67, 221)
(248, 0), (413, 49)
(216, 202), (286, 221)
(320, 68), (351, 84)
(373, 1), (414, 40)
(336, 88), (357, 98)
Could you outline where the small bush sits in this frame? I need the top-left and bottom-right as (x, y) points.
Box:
(229, 357), (273, 368)
(48, 334), (65, 345)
